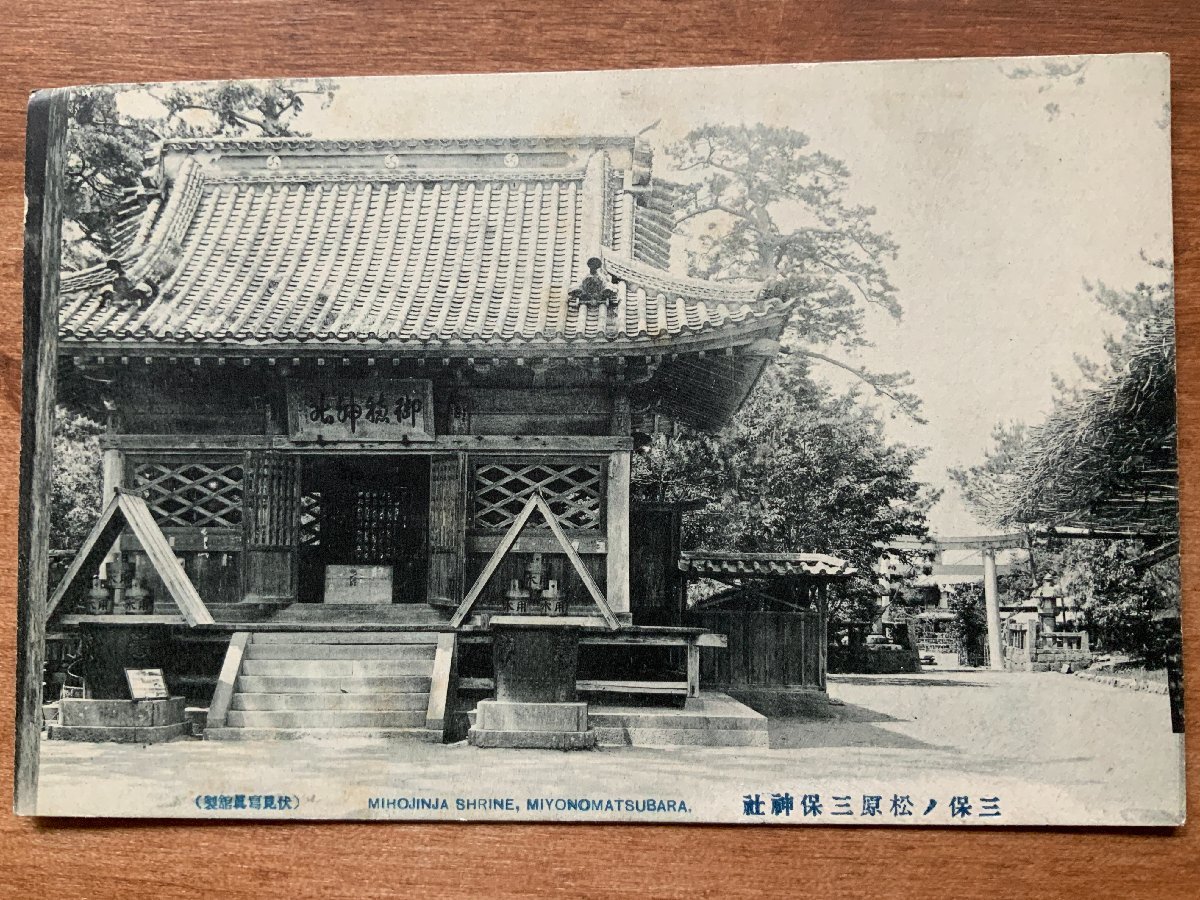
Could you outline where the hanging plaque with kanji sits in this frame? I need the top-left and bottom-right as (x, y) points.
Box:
(287, 379), (435, 442)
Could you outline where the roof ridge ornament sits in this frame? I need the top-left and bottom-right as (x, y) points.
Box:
(99, 259), (159, 310)
(568, 257), (619, 308)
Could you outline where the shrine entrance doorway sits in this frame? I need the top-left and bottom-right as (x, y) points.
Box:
(297, 456), (430, 604)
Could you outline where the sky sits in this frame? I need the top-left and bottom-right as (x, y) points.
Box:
(118, 55), (1175, 534)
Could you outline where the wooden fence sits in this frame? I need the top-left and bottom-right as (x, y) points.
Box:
(691, 609), (825, 691)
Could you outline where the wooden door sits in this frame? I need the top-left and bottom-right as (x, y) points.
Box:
(629, 503), (685, 626)
(242, 451), (300, 602)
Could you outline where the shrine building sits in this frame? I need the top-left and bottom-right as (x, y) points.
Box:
(47, 135), (847, 745)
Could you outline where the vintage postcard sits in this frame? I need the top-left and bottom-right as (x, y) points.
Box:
(15, 55), (1183, 824)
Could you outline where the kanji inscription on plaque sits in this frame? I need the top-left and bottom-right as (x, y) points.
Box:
(287, 380), (435, 442)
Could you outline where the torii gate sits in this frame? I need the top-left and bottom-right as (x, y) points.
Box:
(927, 533), (1028, 670)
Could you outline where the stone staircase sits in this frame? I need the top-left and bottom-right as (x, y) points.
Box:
(206, 632), (446, 742)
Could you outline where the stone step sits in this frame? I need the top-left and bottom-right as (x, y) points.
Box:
(245, 643), (437, 660)
(241, 659), (434, 678)
(225, 709), (427, 729)
(207, 726), (441, 742)
(231, 692), (429, 711)
(268, 604), (449, 625)
(251, 631), (445, 644)
(592, 725), (768, 748)
(588, 711), (764, 731)
(236, 675), (433, 694)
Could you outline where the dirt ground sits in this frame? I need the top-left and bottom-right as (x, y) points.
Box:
(35, 670), (1185, 826)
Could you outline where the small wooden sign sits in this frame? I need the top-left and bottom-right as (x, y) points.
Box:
(288, 379), (435, 442)
(324, 565), (393, 604)
(125, 668), (170, 700)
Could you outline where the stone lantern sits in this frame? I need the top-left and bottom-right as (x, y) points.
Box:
(1031, 574), (1061, 633)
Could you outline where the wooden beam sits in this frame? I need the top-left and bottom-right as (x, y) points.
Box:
(118, 494), (215, 626)
(46, 492), (215, 626)
(533, 493), (620, 630)
(424, 633), (457, 738)
(457, 677), (689, 696)
(176, 622), (456, 633)
(101, 433), (635, 454)
(59, 614), (187, 626)
(151, 529), (242, 552)
(580, 632), (727, 648)
(450, 492), (620, 630)
(207, 632), (250, 728)
(449, 492), (542, 628)
(45, 498), (128, 620)
(15, 88), (68, 815)
(458, 626), (723, 646)
(468, 532), (607, 556)
(606, 451), (631, 618)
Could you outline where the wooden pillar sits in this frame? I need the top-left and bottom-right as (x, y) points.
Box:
(686, 641), (700, 699)
(101, 448), (123, 503)
(817, 582), (828, 691)
(242, 452), (299, 603)
(428, 453), (468, 607)
(605, 450), (631, 621)
(99, 449), (124, 576)
(983, 548), (1004, 670)
(15, 88), (68, 815)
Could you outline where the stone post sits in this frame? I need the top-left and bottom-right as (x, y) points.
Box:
(982, 548), (1004, 670)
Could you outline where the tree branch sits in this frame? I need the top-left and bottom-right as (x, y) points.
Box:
(792, 349), (925, 423)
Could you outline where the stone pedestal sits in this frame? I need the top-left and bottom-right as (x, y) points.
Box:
(467, 616), (599, 750)
(469, 700), (596, 749)
(47, 697), (190, 743)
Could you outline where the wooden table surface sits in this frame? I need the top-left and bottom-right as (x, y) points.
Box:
(1, 2), (1198, 896)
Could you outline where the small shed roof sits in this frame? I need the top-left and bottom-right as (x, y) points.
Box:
(678, 551), (856, 579)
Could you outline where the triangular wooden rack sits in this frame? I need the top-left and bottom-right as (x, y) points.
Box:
(46, 490), (215, 626)
(449, 492), (620, 630)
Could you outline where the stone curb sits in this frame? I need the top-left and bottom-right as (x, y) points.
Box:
(1072, 671), (1170, 695)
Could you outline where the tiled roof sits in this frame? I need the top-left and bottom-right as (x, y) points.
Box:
(678, 551), (856, 578)
(59, 140), (788, 353)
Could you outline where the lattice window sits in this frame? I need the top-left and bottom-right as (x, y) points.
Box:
(300, 491), (321, 547)
(133, 460), (244, 528)
(473, 461), (602, 531)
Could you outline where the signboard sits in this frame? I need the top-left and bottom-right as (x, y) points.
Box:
(288, 379), (435, 442)
(125, 668), (170, 700)
(324, 565), (393, 604)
